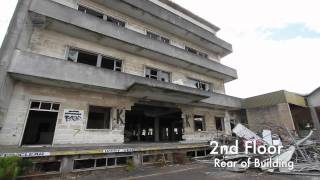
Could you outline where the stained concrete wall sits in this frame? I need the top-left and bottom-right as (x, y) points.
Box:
(180, 105), (232, 142)
(28, 28), (226, 94)
(51, 0), (221, 62)
(0, 81), (232, 146)
(246, 103), (296, 141)
(0, 82), (136, 146)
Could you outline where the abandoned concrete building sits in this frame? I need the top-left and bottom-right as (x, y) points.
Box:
(243, 90), (320, 141)
(0, 0), (244, 174)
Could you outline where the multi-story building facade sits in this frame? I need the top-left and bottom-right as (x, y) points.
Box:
(0, 0), (242, 174)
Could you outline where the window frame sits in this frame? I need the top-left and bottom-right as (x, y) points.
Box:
(146, 30), (170, 44)
(77, 5), (104, 19)
(144, 66), (171, 83)
(185, 46), (208, 59)
(101, 55), (123, 72)
(186, 78), (211, 91)
(193, 115), (206, 132)
(215, 116), (225, 131)
(86, 105), (112, 130)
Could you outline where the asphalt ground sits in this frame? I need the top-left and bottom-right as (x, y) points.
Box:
(74, 162), (320, 180)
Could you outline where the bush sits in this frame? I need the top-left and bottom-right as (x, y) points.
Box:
(0, 156), (32, 180)
(126, 159), (135, 172)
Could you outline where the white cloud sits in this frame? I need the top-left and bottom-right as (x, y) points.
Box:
(0, 0), (18, 47)
(173, 0), (320, 98)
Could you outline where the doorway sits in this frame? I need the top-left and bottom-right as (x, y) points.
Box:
(124, 103), (183, 143)
(22, 101), (60, 145)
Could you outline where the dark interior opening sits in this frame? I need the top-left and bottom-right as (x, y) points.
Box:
(22, 110), (58, 145)
(289, 104), (313, 136)
(124, 103), (183, 143)
(77, 51), (98, 66)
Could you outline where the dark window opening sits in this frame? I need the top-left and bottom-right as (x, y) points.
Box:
(107, 158), (116, 166)
(78, 5), (103, 19)
(215, 117), (224, 131)
(143, 155), (152, 163)
(186, 151), (196, 157)
(87, 106), (111, 129)
(77, 51), (98, 66)
(34, 161), (61, 173)
(73, 159), (95, 170)
(106, 16), (125, 27)
(145, 67), (170, 82)
(68, 48), (98, 67)
(30, 101), (40, 109)
(116, 157), (127, 165)
(197, 150), (205, 157)
(101, 56), (122, 72)
(186, 78), (210, 91)
(40, 102), (51, 110)
(52, 104), (60, 111)
(146, 31), (170, 44)
(22, 110), (58, 145)
(185, 46), (197, 54)
(95, 158), (107, 167)
(185, 46), (208, 59)
(206, 149), (212, 155)
(194, 115), (205, 131)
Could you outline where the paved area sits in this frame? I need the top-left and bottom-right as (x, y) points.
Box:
(73, 163), (320, 180)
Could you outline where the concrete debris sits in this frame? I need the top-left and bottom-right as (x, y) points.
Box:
(197, 123), (320, 176)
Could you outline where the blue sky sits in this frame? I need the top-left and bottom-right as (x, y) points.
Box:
(261, 23), (320, 40)
(1, 0), (320, 98)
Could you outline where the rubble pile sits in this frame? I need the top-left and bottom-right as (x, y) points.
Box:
(196, 123), (320, 176)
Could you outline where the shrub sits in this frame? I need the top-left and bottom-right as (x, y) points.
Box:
(126, 159), (135, 172)
(0, 156), (32, 180)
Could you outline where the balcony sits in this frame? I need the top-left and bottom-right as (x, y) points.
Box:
(8, 50), (241, 109)
(28, 0), (237, 82)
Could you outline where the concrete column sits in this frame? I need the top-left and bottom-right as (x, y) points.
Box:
(133, 153), (142, 167)
(310, 107), (320, 130)
(224, 111), (232, 135)
(60, 156), (74, 174)
(154, 117), (159, 142)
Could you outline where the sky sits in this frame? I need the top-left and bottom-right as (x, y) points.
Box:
(0, 0), (320, 98)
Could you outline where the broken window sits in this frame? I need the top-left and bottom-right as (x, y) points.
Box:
(34, 161), (61, 173)
(95, 158), (107, 167)
(107, 158), (116, 166)
(185, 46), (208, 59)
(101, 56), (122, 72)
(87, 106), (111, 129)
(146, 31), (170, 44)
(145, 67), (170, 82)
(185, 78), (210, 91)
(73, 159), (95, 170)
(116, 157), (127, 166)
(68, 48), (98, 67)
(194, 115), (205, 131)
(106, 16), (126, 27)
(215, 117), (225, 131)
(78, 5), (103, 19)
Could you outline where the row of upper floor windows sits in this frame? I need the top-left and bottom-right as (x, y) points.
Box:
(67, 47), (212, 92)
(77, 5), (210, 60)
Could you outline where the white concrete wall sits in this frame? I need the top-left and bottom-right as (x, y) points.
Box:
(0, 82), (135, 146)
(50, 0), (220, 62)
(28, 28), (226, 94)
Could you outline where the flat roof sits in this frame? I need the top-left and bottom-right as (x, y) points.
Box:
(243, 90), (307, 109)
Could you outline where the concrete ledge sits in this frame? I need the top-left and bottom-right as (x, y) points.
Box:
(0, 142), (209, 157)
(94, 0), (232, 56)
(28, 0), (237, 82)
(8, 50), (241, 108)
